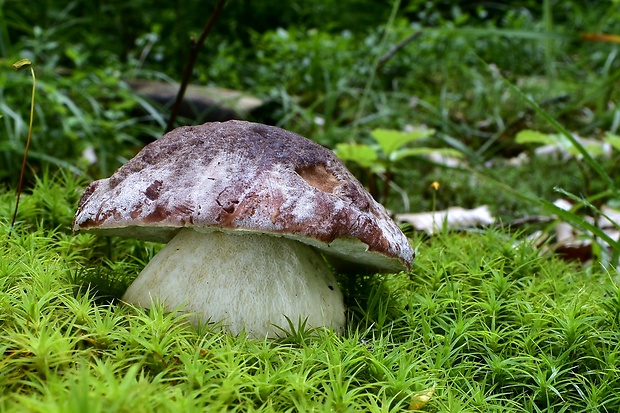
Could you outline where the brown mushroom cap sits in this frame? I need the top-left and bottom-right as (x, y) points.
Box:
(73, 120), (414, 272)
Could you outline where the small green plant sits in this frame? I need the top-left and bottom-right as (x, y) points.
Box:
(335, 126), (461, 208)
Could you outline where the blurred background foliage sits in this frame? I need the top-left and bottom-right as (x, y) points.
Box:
(1, 0), (620, 217)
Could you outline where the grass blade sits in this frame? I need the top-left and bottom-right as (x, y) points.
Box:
(539, 199), (620, 252)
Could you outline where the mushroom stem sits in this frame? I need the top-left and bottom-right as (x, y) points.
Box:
(122, 228), (346, 338)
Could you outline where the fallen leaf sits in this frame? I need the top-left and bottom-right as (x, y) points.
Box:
(397, 206), (495, 234)
(408, 385), (436, 410)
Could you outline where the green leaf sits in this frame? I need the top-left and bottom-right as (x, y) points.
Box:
(517, 130), (609, 158)
(604, 132), (620, 152)
(515, 129), (556, 145)
(566, 142), (607, 158)
(334, 143), (378, 169)
(371, 127), (435, 156)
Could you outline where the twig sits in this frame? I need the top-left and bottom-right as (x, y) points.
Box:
(376, 31), (421, 70)
(165, 0), (227, 133)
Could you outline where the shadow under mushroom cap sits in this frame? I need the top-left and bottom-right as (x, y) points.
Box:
(73, 120), (414, 272)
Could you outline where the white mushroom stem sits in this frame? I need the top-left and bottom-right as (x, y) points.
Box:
(122, 228), (345, 338)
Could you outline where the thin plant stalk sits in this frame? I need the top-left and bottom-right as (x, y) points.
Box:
(8, 58), (36, 240)
(351, 0), (401, 135)
(165, 0), (227, 132)
(543, 0), (556, 81)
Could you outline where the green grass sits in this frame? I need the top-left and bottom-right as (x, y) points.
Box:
(4, 1), (620, 185)
(2, 174), (620, 411)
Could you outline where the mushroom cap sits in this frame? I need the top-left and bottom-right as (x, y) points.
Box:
(73, 120), (414, 272)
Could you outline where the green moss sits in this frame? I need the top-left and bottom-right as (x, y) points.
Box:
(1, 176), (619, 411)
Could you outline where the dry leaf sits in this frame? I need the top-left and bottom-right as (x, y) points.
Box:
(408, 385), (436, 410)
(598, 205), (620, 229)
(397, 205), (495, 234)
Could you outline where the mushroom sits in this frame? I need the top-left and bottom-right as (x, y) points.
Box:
(73, 120), (414, 338)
